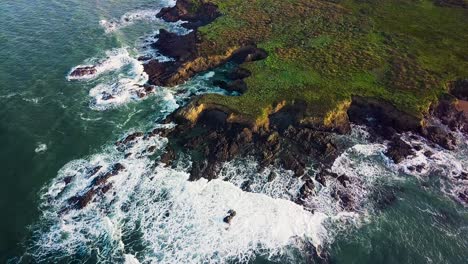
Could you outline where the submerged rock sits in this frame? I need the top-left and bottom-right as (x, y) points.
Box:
(223, 209), (237, 224)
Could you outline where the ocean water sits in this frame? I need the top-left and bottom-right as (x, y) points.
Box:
(0, 0), (467, 263)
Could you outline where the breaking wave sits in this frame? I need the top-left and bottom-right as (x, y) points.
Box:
(25, 125), (330, 263)
(99, 0), (176, 34)
(392, 132), (468, 206)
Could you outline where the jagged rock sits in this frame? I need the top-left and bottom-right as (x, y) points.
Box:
(101, 92), (114, 101)
(190, 160), (217, 181)
(91, 163), (125, 186)
(65, 163), (125, 211)
(152, 29), (197, 62)
(87, 166), (102, 177)
(385, 137), (415, 163)
(157, 0), (221, 29)
(431, 94), (468, 134)
(160, 146), (176, 166)
(421, 126), (457, 150)
(70, 66), (97, 77)
(118, 132), (144, 146)
(63, 176), (74, 185)
(298, 177), (315, 204)
(348, 96), (421, 133)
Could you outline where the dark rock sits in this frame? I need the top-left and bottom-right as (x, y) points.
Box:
(101, 92), (114, 101)
(88, 166), (102, 177)
(214, 79), (248, 93)
(415, 164), (425, 173)
(119, 132), (144, 146)
(348, 96), (421, 133)
(67, 189), (96, 210)
(315, 171), (327, 186)
(137, 55), (152, 61)
(385, 137), (415, 163)
(160, 146), (176, 166)
(91, 163), (125, 186)
(63, 176), (74, 185)
(199, 109), (228, 129)
(101, 184), (113, 194)
(431, 94), (468, 134)
(423, 150), (434, 158)
(157, 0), (221, 29)
(280, 153), (305, 177)
(143, 60), (180, 87)
(298, 177), (315, 204)
(153, 29), (197, 62)
(190, 160), (217, 181)
(147, 145), (157, 153)
(336, 174), (350, 188)
(421, 126), (456, 150)
(458, 190), (468, 204)
(223, 209), (237, 224)
(70, 66), (97, 77)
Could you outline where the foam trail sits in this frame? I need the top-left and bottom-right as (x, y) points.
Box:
(67, 48), (139, 81)
(99, 0), (177, 34)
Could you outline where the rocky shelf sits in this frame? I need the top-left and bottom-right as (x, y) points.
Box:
(140, 0), (468, 206)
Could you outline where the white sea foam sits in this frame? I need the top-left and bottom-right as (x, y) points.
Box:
(67, 48), (152, 110)
(35, 143), (47, 153)
(67, 48), (139, 81)
(99, 0), (177, 34)
(391, 132), (468, 206)
(29, 128), (332, 263)
(100, 9), (161, 33)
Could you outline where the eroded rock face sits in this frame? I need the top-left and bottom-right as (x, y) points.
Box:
(347, 96), (421, 134)
(164, 103), (342, 181)
(449, 79), (468, 101)
(431, 94), (468, 135)
(152, 29), (198, 62)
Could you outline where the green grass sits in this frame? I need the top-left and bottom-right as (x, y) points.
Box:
(195, 0), (468, 124)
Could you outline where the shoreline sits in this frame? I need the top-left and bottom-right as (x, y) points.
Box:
(140, 0), (468, 204)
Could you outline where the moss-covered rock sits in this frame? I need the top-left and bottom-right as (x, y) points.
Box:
(148, 0), (468, 129)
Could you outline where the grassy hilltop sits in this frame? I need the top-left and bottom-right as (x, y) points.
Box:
(188, 0), (468, 124)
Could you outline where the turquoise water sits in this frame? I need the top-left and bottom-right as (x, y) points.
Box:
(0, 0), (467, 263)
(0, 0), (168, 260)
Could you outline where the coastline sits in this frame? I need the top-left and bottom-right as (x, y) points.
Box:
(140, 0), (468, 205)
